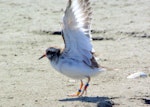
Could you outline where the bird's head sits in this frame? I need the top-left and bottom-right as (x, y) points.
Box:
(39, 47), (61, 61)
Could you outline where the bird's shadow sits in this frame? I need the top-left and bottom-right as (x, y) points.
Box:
(59, 96), (117, 104)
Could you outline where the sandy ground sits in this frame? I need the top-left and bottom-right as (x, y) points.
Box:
(0, 0), (150, 107)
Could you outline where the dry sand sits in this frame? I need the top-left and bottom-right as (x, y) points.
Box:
(0, 0), (150, 107)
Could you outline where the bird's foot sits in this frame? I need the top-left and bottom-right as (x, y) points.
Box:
(67, 89), (82, 97)
(67, 94), (80, 97)
(79, 90), (87, 96)
(68, 78), (90, 97)
(68, 90), (87, 97)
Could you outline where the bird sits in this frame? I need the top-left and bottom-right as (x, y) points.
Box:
(39, 0), (105, 96)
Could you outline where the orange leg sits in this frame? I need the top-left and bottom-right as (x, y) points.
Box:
(76, 80), (84, 96)
(68, 80), (83, 97)
(79, 77), (90, 96)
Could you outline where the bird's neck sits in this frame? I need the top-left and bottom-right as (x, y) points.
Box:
(50, 53), (61, 64)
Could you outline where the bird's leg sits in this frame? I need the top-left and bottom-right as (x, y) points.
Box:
(76, 80), (83, 96)
(68, 80), (83, 97)
(79, 77), (90, 96)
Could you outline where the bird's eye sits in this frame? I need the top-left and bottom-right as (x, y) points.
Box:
(46, 51), (51, 55)
(46, 51), (55, 55)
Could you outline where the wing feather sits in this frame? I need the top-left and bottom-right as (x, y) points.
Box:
(62, 0), (94, 66)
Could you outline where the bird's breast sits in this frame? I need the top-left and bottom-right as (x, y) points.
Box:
(50, 57), (102, 79)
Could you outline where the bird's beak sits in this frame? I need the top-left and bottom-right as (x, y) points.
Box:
(39, 54), (46, 60)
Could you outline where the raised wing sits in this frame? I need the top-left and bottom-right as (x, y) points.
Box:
(62, 0), (94, 67)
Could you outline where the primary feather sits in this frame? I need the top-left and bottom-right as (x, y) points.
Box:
(62, 0), (94, 67)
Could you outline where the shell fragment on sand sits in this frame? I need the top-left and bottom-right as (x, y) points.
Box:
(68, 79), (76, 83)
(127, 72), (147, 79)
